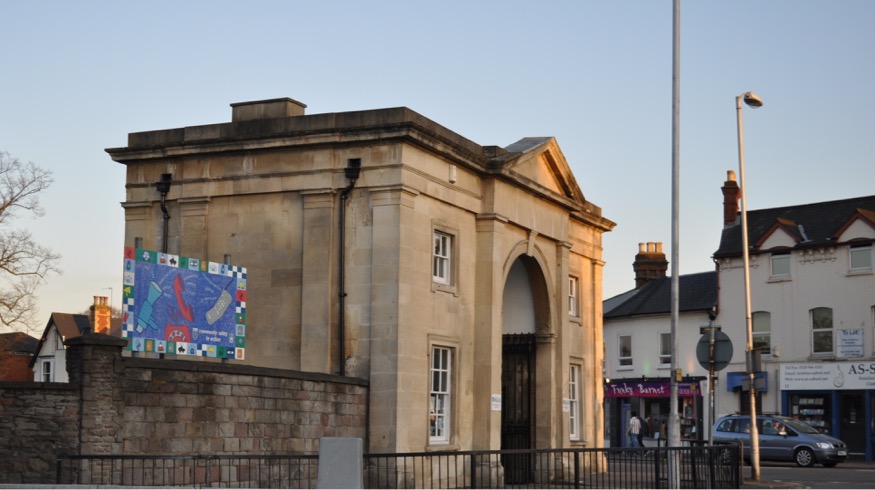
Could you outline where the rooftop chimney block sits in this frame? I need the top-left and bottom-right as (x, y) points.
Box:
(722, 170), (740, 227)
(633, 242), (668, 288)
(231, 97), (307, 122)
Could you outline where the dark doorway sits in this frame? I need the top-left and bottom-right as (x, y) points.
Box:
(501, 333), (535, 484)
(840, 392), (866, 457)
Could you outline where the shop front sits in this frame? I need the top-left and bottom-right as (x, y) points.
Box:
(780, 362), (875, 461)
(725, 371), (768, 414)
(604, 377), (704, 447)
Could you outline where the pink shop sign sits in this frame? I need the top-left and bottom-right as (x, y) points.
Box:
(604, 381), (701, 398)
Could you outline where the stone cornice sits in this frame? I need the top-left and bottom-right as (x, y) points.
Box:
(107, 108), (491, 173)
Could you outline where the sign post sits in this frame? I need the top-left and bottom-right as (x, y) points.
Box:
(697, 320), (733, 444)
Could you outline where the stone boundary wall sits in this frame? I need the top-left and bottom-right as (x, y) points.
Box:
(0, 334), (368, 484)
(0, 382), (79, 484)
(120, 357), (369, 454)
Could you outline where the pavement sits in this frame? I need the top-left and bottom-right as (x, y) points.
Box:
(743, 478), (808, 489)
(741, 459), (875, 488)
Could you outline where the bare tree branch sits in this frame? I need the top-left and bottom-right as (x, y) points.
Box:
(0, 151), (61, 333)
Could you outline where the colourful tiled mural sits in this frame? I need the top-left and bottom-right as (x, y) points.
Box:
(122, 247), (246, 359)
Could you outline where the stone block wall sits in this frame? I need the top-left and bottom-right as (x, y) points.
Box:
(0, 382), (79, 484)
(0, 333), (368, 484)
(120, 358), (368, 455)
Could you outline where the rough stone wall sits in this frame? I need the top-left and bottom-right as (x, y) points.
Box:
(120, 358), (368, 455)
(0, 382), (79, 484)
(0, 334), (368, 484)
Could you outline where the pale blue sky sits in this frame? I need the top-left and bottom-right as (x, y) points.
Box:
(1, 1), (873, 332)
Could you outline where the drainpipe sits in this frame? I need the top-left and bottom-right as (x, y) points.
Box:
(156, 174), (172, 253)
(339, 159), (361, 377)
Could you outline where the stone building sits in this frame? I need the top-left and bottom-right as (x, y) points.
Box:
(106, 98), (615, 455)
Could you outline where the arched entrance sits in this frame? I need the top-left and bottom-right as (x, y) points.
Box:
(500, 255), (551, 484)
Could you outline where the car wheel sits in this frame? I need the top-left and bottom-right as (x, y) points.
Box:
(794, 447), (815, 467)
(822, 462), (838, 468)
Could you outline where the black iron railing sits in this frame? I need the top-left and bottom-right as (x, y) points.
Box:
(363, 445), (741, 489)
(57, 443), (741, 488)
(55, 454), (319, 488)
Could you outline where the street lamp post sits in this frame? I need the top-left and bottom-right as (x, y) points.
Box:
(668, 2), (681, 486)
(735, 90), (763, 481)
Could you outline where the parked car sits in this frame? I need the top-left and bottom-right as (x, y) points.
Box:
(712, 414), (847, 467)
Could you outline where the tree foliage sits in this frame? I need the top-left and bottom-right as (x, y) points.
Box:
(0, 151), (60, 332)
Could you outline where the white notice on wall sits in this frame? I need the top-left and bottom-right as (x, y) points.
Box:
(838, 329), (864, 358)
(491, 394), (502, 411)
(562, 399), (571, 413)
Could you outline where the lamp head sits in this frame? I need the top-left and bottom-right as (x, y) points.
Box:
(155, 173), (172, 195)
(742, 91), (764, 109)
(344, 158), (361, 181)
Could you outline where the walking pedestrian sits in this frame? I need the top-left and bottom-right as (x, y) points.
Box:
(627, 411), (643, 455)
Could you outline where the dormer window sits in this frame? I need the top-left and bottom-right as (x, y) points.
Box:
(849, 244), (872, 272)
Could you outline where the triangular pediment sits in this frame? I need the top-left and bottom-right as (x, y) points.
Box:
(498, 137), (585, 204)
(833, 208), (875, 242)
(756, 218), (801, 249)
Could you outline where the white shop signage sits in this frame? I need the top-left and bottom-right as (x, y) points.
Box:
(781, 362), (875, 390)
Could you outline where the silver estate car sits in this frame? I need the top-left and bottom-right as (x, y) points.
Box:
(713, 414), (847, 467)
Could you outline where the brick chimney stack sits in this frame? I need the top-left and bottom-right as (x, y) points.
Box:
(722, 170), (740, 227)
(633, 242), (668, 288)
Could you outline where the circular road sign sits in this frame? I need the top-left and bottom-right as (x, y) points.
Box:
(696, 330), (733, 371)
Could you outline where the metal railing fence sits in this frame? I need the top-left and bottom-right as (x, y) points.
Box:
(56, 453), (319, 488)
(363, 444), (741, 489)
(56, 443), (741, 488)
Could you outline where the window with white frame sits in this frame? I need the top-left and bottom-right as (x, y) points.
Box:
(41, 360), (53, 382)
(811, 307), (833, 355)
(433, 231), (452, 285)
(568, 276), (579, 317)
(55, 329), (64, 350)
(569, 364), (581, 440)
(770, 252), (791, 277)
(850, 244), (872, 272)
(618, 334), (632, 367)
(752, 311), (771, 356)
(429, 346), (452, 444)
(658, 332), (671, 366)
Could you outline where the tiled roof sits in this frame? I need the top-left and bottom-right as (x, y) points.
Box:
(503, 137), (553, 154)
(51, 313), (93, 339)
(0, 332), (38, 355)
(715, 195), (875, 258)
(604, 271), (716, 319)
